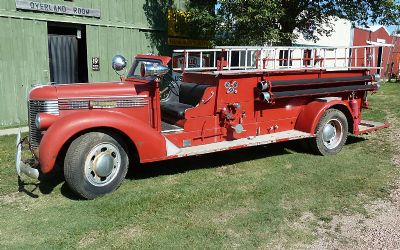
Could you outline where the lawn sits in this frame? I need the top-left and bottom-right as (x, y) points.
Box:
(0, 83), (399, 249)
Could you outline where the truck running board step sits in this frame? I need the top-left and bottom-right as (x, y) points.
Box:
(358, 120), (389, 134)
(176, 130), (312, 157)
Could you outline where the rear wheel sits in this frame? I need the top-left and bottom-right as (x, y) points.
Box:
(64, 132), (129, 199)
(310, 109), (348, 155)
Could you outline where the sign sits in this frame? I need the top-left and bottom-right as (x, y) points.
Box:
(167, 8), (210, 48)
(377, 38), (386, 44)
(168, 37), (209, 48)
(173, 55), (209, 69)
(16, 0), (101, 18)
(172, 54), (210, 81)
(92, 57), (100, 71)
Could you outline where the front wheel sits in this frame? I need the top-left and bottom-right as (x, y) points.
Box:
(309, 109), (349, 156)
(64, 132), (129, 199)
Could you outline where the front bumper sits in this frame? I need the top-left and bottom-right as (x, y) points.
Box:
(16, 129), (40, 180)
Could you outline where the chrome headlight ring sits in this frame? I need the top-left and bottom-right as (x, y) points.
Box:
(35, 113), (41, 130)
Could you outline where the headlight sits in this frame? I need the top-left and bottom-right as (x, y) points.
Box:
(35, 113), (41, 129)
(34, 113), (58, 130)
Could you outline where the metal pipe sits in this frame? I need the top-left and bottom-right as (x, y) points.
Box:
(272, 84), (377, 99)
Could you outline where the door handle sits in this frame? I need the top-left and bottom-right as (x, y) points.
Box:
(201, 91), (215, 104)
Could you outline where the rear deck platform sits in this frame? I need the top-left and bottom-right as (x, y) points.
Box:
(358, 120), (389, 134)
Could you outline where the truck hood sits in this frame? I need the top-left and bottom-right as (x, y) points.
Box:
(29, 81), (150, 101)
(29, 84), (58, 100)
(54, 82), (138, 99)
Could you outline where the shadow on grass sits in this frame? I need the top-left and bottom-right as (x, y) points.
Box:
(19, 136), (367, 199)
(40, 167), (85, 200)
(60, 183), (85, 200)
(17, 164), (84, 200)
(127, 141), (292, 180)
(18, 141), (291, 199)
(17, 177), (39, 198)
(346, 135), (366, 145)
(284, 135), (366, 154)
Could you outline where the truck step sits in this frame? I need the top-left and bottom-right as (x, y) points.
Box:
(176, 130), (312, 157)
(358, 120), (389, 134)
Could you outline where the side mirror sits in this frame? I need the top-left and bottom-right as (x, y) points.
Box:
(140, 62), (169, 77)
(112, 55), (127, 71)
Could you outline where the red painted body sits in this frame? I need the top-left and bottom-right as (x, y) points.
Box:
(27, 55), (385, 174)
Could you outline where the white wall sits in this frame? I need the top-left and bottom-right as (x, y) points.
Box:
(295, 18), (353, 47)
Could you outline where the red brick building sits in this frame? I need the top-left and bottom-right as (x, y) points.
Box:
(353, 26), (400, 78)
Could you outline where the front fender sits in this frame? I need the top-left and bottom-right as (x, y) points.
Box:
(39, 110), (166, 174)
(295, 99), (353, 134)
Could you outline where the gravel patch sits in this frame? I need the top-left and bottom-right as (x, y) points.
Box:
(309, 115), (400, 250)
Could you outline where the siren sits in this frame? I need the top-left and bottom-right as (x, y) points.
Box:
(140, 62), (169, 77)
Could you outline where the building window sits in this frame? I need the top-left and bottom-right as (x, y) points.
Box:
(279, 50), (292, 67)
(303, 49), (312, 66)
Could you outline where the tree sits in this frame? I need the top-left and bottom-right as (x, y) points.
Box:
(183, 0), (400, 46)
(175, 0), (217, 41)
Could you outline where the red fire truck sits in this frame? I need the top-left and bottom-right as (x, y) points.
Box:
(16, 45), (388, 199)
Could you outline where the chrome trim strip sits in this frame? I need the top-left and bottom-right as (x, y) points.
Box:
(58, 97), (149, 110)
(58, 95), (148, 100)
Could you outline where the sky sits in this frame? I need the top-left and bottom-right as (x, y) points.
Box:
(387, 25), (399, 34)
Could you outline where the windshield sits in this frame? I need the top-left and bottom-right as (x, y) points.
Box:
(127, 59), (162, 79)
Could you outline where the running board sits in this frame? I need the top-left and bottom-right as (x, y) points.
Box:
(175, 130), (312, 157)
(358, 120), (389, 134)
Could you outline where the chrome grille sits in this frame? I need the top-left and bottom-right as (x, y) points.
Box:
(58, 100), (89, 110)
(115, 98), (149, 107)
(28, 100), (59, 149)
(58, 96), (149, 110)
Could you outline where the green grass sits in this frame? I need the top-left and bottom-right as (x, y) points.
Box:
(1, 83), (400, 249)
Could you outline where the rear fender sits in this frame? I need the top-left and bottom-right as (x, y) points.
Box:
(295, 99), (353, 135)
(39, 110), (166, 174)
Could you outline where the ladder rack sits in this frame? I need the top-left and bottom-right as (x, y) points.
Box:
(172, 45), (392, 74)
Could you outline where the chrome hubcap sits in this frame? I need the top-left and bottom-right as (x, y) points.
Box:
(94, 153), (115, 177)
(323, 124), (336, 142)
(322, 119), (343, 150)
(84, 143), (121, 187)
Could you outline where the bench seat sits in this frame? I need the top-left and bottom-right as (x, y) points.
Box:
(161, 82), (209, 120)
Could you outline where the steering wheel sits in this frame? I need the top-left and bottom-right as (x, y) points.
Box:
(161, 74), (180, 96)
